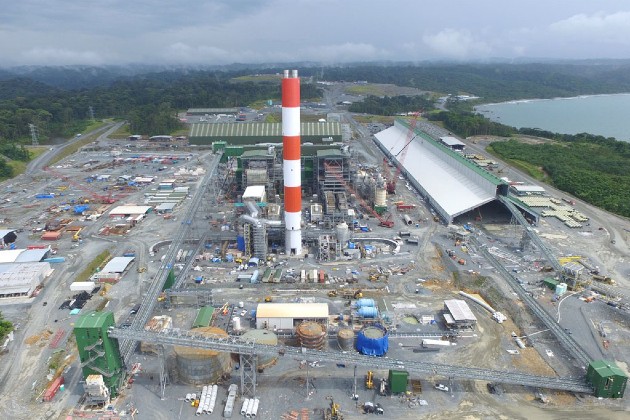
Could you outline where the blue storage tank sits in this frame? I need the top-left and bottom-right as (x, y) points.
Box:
(358, 306), (379, 318)
(356, 298), (376, 308)
(356, 324), (389, 356)
(236, 236), (246, 252)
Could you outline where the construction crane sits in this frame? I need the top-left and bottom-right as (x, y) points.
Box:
(386, 116), (420, 194)
(323, 162), (394, 228)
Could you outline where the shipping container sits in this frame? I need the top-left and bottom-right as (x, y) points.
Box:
(70, 281), (96, 292)
(388, 370), (408, 394)
(43, 376), (64, 402)
(318, 270), (325, 283)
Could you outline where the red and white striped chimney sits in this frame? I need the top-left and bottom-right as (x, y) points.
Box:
(282, 69), (302, 255)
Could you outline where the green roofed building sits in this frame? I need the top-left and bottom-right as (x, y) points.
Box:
(189, 122), (341, 146)
(192, 305), (215, 328)
(587, 360), (627, 398)
(74, 311), (124, 397)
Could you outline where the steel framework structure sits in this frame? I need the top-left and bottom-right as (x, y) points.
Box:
(109, 327), (593, 395)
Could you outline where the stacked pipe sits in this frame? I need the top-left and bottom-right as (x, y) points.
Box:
(282, 69), (302, 256)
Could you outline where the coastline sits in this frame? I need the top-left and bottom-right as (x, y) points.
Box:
(474, 93), (630, 141)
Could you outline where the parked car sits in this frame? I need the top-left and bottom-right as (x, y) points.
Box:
(435, 384), (449, 392)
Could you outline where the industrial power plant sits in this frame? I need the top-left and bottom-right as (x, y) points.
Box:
(0, 69), (628, 420)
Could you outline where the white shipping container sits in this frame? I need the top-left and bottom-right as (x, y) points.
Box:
(422, 339), (451, 347)
(70, 281), (96, 292)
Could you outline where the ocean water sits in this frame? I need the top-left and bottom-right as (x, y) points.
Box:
(475, 93), (630, 142)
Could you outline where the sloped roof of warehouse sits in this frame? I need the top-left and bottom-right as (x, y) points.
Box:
(256, 303), (329, 318)
(0, 249), (23, 263)
(0, 262), (51, 295)
(109, 205), (152, 215)
(440, 136), (466, 147)
(375, 121), (498, 220)
(14, 248), (50, 263)
(187, 108), (238, 114)
(101, 256), (135, 273)
(189, 122), (341, 138)
(444, 299), (477, 322)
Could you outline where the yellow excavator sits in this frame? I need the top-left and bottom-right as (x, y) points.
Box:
(324, 396), (343, 420)
(365, 370), (374, 389)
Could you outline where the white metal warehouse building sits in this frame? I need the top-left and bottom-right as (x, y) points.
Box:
(0, 262), (52, 298)
(374, 119), (506, 223)
(443, 299), (477, 329)
(255, 303), (329, 331)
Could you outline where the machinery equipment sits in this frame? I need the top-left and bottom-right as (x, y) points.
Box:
(366, 370), (374, 389)
(324, 396), (343, 420)
(323, 162), (394, 228)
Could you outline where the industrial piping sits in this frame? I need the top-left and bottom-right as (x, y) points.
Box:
(282, 69), (302, 256)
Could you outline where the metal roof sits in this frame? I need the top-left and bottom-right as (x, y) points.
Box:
(444, 299), (477, 322)
(0, 250), (22, 264)
(512, 185), (546, 193)
(440, 136), (466, 147)
(243, 185), (266, 200)
(74, 311), (113, 329)
(0, 262), (51, 295)
(0, 229), (16, 238)
(109, 205), (152, 215)
(589, 360), (627, 378)
(14, 248), (50, 263)
(189, 122), (341, 138)
(187, 108), (239, 114)
(155, 202), (177, 211)
(101, 257), (135, 273)
(375, 121), (498, 221)
(256, 303), (329, 319)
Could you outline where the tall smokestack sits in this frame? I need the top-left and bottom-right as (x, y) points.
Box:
(282, 69), (302, 256)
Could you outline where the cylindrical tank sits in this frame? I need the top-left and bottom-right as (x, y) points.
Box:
(232, 316), (241, 332)
(374, 186), (387, 207)
(175, 326), (232, 385)
(296, 321), (327, 350)
(555, 282), (567, 296)
(336, 222), (350, 245)
(356, 324), (389, 356)
(252, 398), (260, 417)
(240, 398), (250, 416)
(356, 298), (376, 308)
(234, 329), (279, 369)
(403, 214), (413, 225)
(337, 328), (355, 351)
(358, 306), (379, 318)
(268, 145), (275, 155)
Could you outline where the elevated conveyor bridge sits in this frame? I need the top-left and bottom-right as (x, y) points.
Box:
(109, 327), (593, 396)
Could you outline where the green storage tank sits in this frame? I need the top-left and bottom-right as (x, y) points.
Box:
(74, 311), (124, 397)
(388, 369), (409, 394)
(543, 277), (559, 290)
(587, 360), (627, 398)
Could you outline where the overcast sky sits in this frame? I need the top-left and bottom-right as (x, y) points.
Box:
(2, 0), (630, 66)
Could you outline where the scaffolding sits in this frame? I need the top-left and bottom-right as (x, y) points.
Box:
(239, 149), (283, 199)
(318, 157), (348, 193)
(318, 234), (341, 262)
(242, 220), (268, 259)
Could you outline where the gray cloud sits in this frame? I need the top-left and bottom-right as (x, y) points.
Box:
(1, 0), (629, 66)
